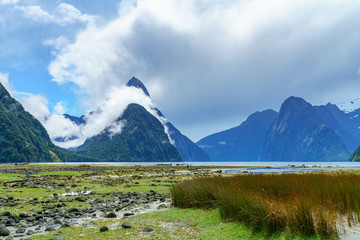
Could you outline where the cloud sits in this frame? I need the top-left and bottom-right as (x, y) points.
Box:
(0, 0), (18, 4)
(0, 72), (14, 95)
(45, 0), (360, 140)
(16, 5), (55, 23)
(16, 3), (96, 26)
(53, 101), (68, 115)
(20, 94), (50, 123)
(17, 84), (172, 149)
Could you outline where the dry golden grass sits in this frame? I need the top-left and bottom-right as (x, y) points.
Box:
(171, 172), (360, 239)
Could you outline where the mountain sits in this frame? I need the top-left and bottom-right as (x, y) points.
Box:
(313, 103), (360, 152)
(0, 83), (57, 162)
(335, 98), (360, 162)
(76, 103), (182, 162)
(197, 110), (278, 161)
(261, 97), (349, 162)
(123, 77), (210, 162)
(337, 98), (360, 113)
(126, 76), (150, 97)
(62, 77), (209, 162)
(350, 147), (360, 161)
(154, 108), (210, 162)
(64, 114), (85, 125)
(0, 82), (96, 162)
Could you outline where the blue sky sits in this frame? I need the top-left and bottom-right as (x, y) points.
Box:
(1, 0), (360, 144)
(0, 0), (120, 116)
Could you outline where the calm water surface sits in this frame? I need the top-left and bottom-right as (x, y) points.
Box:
(30, 161), (360, 174)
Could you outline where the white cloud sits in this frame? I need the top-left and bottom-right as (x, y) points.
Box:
(48, 0), (360, 140)
(20, 94), (50, 123)
(0, 0), (18, 4)
(57, 3), (96, 25)
(42, 36), (70, 51)
(16, 3), (96, 26)
(0, 72), (14, 95)
(53, 101), (68, 115)
(17, 84), (173, 149)
(16, 5), (55, 23)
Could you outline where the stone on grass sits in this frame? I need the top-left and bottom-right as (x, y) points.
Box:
(142, 227), (154, 232)
(100, 226), (109, 232)
(105, 212), (117, 218)
(121, 222), (132, 229)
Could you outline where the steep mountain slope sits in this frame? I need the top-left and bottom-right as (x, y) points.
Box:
(261, 97), (349, 162)
(0, 83), (56, 162)
(155, 108), (210, 162)
(126, 77), (150, 97)
(125, 77), (210, 162)
(0, 83), (95, 162)
(350, 147), (360, 161)
(76, 104), (182, 162)
(197, 110), (278, 161)
(314, 103), (360, 152)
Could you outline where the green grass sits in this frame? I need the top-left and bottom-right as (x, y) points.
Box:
(37, 171), (84, 176)
(75, 177), (174, 194)
(31, 208), (321, 240)
(171, 172), (360, 239)
(0, 173), (26, 181)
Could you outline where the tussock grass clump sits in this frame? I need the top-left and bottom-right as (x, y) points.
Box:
(171, 173), (360, 239)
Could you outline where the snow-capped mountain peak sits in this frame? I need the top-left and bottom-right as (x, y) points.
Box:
(337, 98), (360, 113)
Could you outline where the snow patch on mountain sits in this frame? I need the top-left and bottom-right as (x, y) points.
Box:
(337, 98), (360, 113)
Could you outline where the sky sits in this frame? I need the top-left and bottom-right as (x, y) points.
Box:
(1, 0), (360, 146)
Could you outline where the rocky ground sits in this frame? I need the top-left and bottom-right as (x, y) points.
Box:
(0, 164), (198, 240)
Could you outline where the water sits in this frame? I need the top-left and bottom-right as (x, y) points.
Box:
(30, 161), (360, 167)
(28, 161), (360, 174)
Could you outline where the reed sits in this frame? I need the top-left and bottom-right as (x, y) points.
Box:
(170, 172), (360, 239)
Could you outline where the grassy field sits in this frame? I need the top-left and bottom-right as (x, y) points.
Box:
(171, 172), (360, 239)
(1, 165), (358, 239)
(31, 208), (322, 240)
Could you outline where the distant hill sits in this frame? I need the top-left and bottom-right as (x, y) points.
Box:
(197, 110), (277, 161)
(76, 103), (182, 162)
(198, 96), (352, 162)
(261, 97), (349, 162)
(313, 103), (360, 152)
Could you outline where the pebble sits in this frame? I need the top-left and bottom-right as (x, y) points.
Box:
(100, 226), (109, 232)
(121, 222), (132, 229)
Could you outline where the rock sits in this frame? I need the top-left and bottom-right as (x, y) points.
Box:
(105, 212), (117, 218)
(45, 226), (56, 231)
(52, 237), (67, 240)
(15, 227), (26, 233)
(54, 219), (63, 225)
(100, 226), (109, 232)
(67, 208), (80, 213)
(0, 211), (11, 217)
(61, 222), (71, 228)
(19, 212), (28, 218)
(0, 225), (10, 236)
(123, 212), (134, 217)
(142, 227), (154, 232)
(121, 222), (132, 229)
(157, 204), (167, 209)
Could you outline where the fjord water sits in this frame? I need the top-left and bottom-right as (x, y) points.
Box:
(35, 161), (360, 174)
